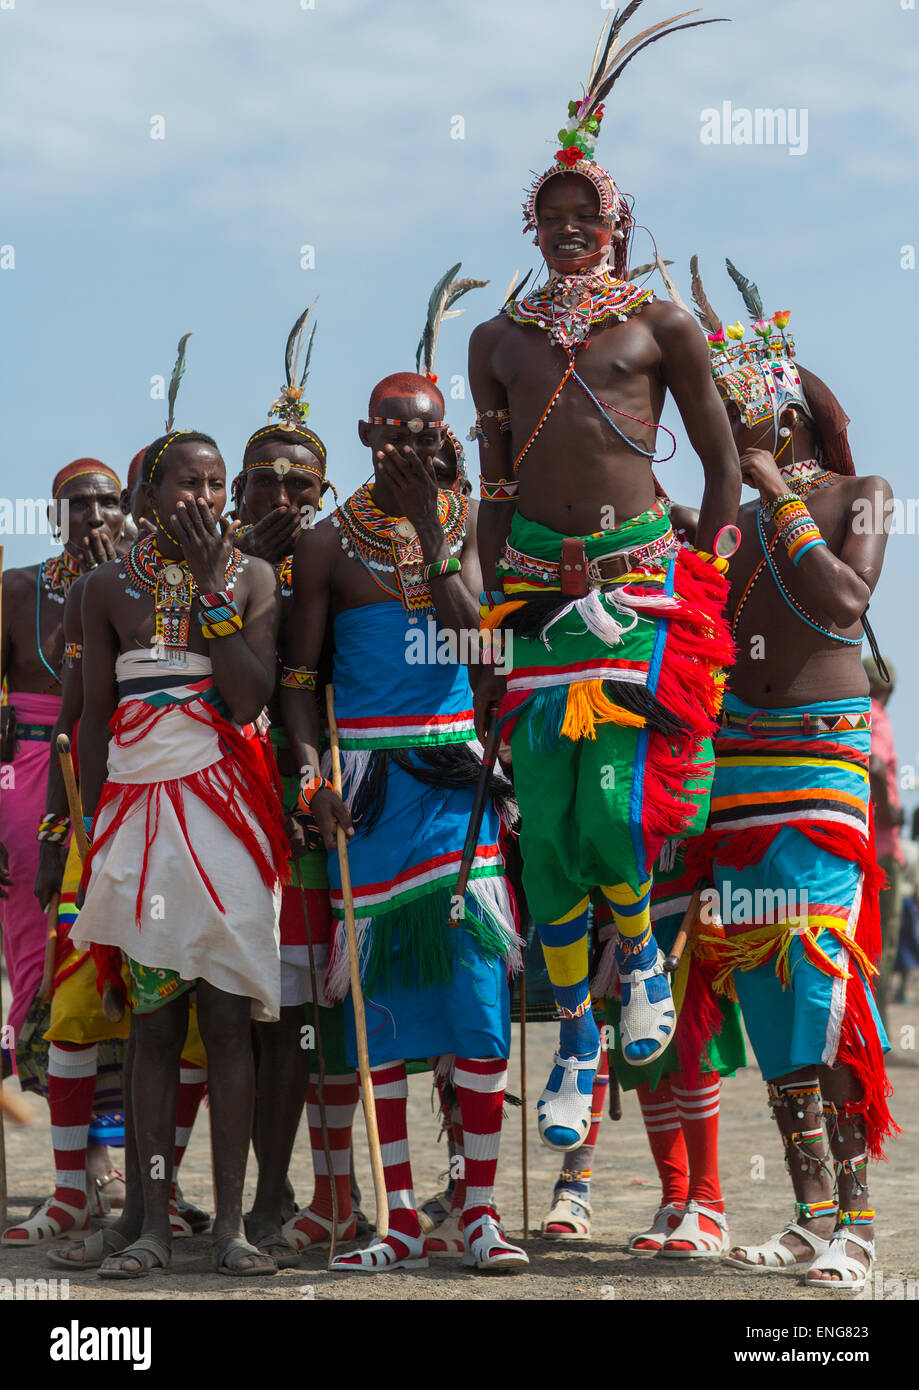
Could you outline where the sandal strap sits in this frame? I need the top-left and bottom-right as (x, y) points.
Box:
(684, 1199), (727, 1232)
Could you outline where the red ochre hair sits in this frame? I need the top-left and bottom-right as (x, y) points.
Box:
(368, 373), (445, 417)
(126, 447), (149, 492)
(52, 458), (122, 499)
(798, 364), (856, 477)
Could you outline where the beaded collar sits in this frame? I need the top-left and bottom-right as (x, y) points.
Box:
(39, 550), (82, 605)
(122, 534), (246, 662)
(505, 269), (653, 350)
(761, 462), (836, 522)
(332, 483), (466, 622)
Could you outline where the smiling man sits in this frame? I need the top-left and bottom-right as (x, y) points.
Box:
(69, 430), (288, 1278)
(469, 12), (740, 1155)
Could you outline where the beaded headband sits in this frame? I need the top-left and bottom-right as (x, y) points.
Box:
(691, 255), (811, 434)
(522, 5), (725, 263)
(52, 459), (122, 499)
(369, 415), (444, 432)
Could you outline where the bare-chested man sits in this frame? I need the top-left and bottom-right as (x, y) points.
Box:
(282, 372), (526, 1273)
(468, 21), (740, 1155)
(69, 431), (288, 1277)
(681, 262), (894, 1291)
(0, 461), (124, 1247)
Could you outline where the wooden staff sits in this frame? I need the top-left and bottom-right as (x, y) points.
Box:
(0, 543), (6, 1228)
(325, 684), (388, 1241)
(56, 734), (122, 1022)
(38, 893), (61, 1003)
(295, 863), (339, 1266)
(663, 887), (702, 975)
(449, 704), (500, 923)
(519, 948), (529, 1238)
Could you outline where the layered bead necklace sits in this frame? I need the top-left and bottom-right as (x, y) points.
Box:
(39, 549), (82, 605)
(122, 534), (246, 662)
(332, 483), (467, 622)
(506, 268), (652, 350)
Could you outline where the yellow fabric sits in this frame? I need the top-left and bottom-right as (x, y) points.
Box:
(46, 954), (132, 1044)
(560, 680), (647, 741)
(698, 917), (879, 998)
(181, 1003), (207, 1071)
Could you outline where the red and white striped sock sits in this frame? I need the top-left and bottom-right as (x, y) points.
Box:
(434, 1072), (466, 1212)
(335, 1061), (421, 1263)
(289, 1071), (359, 1240)
(170, 1063), (207, 1199)
(453, 1057), (507, 1231)
(47, 1043), (97, 1225)
(636, 1076), (689, 1234)
(669, 1073), (724, 1243)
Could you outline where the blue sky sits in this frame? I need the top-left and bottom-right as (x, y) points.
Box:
(2, 0), (918, 792)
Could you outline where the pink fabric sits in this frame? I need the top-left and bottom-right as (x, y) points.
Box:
(0, 691), (61, 1047)
(870, 698), (903, 865)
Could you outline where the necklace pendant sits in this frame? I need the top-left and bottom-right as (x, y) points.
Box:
(395, 519), (416, 540)
(163, 564), (186, 587)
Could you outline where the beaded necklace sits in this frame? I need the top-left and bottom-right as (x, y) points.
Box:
(332, 483), (467, 622)
(35, 551), (82, 687)
(122, 534), (246, 662)
(39, 550), (82, 605)
(506, 270), (652, 350)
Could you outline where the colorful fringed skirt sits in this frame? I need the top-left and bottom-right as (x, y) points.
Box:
(322, 603), (520, 1067)
(73, 651), (288, 1023)
(688, 693), (894, 1157)
(489, 505), (732, 923)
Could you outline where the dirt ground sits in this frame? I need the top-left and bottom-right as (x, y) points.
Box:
(2, 1007), (916, 1303)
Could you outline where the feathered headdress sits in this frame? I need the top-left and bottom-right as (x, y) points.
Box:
(268, 300), (318, 431)
(522, 4), (726, 274)
(416, 263), (489, 493)
(165, 333), (192, 434)
(239, 303), (327, 492)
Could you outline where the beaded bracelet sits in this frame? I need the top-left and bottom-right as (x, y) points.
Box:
(198, 590), (234, 608)
(37, 813), (70, 844)
(297, 776), (333, 814)
(82, 815), (94, 841)
(480, 478), (519, 502)
(63, 642), (83, 665)
(280, 665), (317, 690)
(467, 408), (511, 446)
(421, 557), (461, 582)
(839, 1210), (875, 1227)
(200, 611), (244, 640)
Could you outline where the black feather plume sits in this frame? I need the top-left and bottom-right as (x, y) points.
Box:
(284, 301), (318, 388)
(725, 258), (764, 321)
(502, 268), (533, 309)
(591, 18), (727, 108)
(690, 254), (723, 333)
(165, 332), (191, 434)
(299, 322), (317, 389)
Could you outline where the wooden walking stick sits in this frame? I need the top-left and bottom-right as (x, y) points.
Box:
(295, 862), (339, 1266)
(663, 888), (702, 975)
(448, 703), (500, 923)
(519, 947), (529, 1238)
(325, 684), (388, 1240)
(38, 894), (61, 1003)
(55, 734), (122, 1022)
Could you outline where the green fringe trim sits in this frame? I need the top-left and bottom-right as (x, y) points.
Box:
(525, 685), (569, 754)
(361, 881), (513, 995)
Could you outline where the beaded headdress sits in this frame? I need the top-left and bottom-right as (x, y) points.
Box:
(693, 255), (810, 438)
(522, 5), (725, 277)
(415, 263), (489, 492)
(236, 303), (328, 503)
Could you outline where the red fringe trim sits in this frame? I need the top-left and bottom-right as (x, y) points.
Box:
(81, 699), (290, 930)
(674, 952), (724, 1089)
(685, 808), (897, 1157)
(640, 548), (733, 868)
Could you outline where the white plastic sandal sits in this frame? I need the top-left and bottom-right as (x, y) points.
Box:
(618, 949), (675, 1066)
(629, 1203), (685, 1254)
(329, 1228), (428, 1273)
(462, 1213), (529, 1273)
(659, 1199), (729, 1259)
(1, 1195), (90, 1246)
(536, 1048), (601, 1152)
(805, 1229), (876, 1293)
(724, 1221), (833, 1274)
(541, 1191), (592, 1240)
(282, 1207), (357, 1251)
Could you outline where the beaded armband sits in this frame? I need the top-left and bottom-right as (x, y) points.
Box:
(198, 592), (242, 640)
(687, 545), (730, 575)
(281, 665), (318, 691)
(37, 813), (70, 844)
(297, 776), (333, 813)
(421, 557), (461, 582)
(480, 478), (519, 502)
(63, 642), (83, 665)
(772, 496), (826, 567)
(467, 408), (511, 446)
